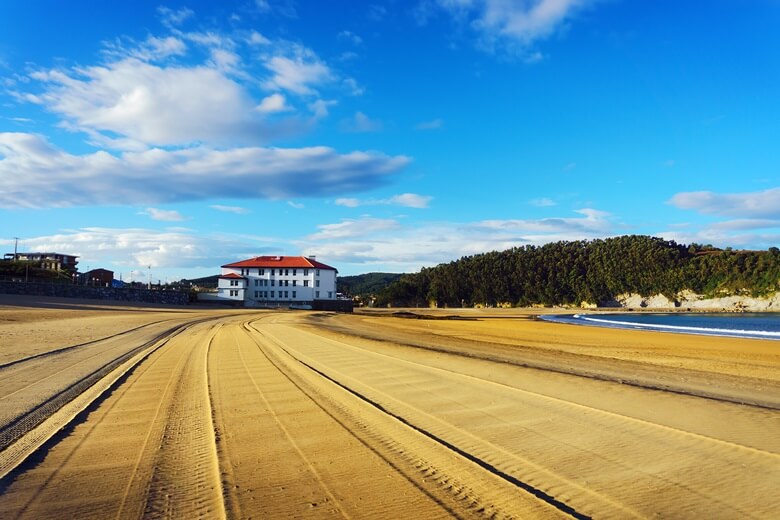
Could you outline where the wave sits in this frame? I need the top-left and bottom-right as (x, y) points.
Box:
(547, 314), (780, 340)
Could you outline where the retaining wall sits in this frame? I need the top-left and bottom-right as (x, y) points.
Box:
(0, 281), (190, 306)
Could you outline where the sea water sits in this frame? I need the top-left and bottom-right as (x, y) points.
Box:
(541, 312), (780, 340)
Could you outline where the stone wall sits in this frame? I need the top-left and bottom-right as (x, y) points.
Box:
(0, 281), (190, 306)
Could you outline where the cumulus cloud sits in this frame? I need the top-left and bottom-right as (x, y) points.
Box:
(262, 45), (334, 96)
(669, 187), (780, 219)
(530, 197), (556, 207)
(14, 227), (237, 269)
(256, 93), (291, 113)
(307, 218), (401, 240)
(140, 207), (186, 221)
(0, 132), (410, 208)
(341, 112), (382, 133)
(301, 209), (616, 270)
(25, 58), (299, 149)
(157, 6), (195, 28)
(338, 30), (363, 46)
(335, 193), (432, 208)
(210, 204), (251, 214)
(430, 0), (597, 54)
(416, 118), (443, 130)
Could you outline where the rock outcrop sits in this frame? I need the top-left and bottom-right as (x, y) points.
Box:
(602, 290), (780, 312)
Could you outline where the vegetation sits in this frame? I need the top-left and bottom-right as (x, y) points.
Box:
(0, 260), (73, 282)
(180, 274), (219, 289)
(337, 273), (402, 298)
(374, 236), (780, 308)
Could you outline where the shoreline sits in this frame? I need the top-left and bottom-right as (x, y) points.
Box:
(541, 311), (780, 341)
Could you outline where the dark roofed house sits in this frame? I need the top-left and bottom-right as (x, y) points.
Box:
(82, 268), (114, 286)
(3, 252), (79, 275)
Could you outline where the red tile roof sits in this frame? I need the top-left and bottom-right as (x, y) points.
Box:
(222, 256), (337, 271)
(218, 273), (246, 279)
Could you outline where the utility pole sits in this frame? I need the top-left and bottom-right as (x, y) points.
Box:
(148, 265), (152, 290)
(13, 237), (19, 260)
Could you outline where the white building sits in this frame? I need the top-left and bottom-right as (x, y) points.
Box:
(217, 255), (338, 307)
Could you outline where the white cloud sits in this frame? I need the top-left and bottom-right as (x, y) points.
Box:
(256, 93), (291, 113)
(669, 187), (780, 219)
(27, 58), (295, 148)
(141, 207), (186, 221)
(474, 208), (612, 234)
(301, 209), (616, 270)
(416, 118), (443, 130)
(0, 132), (410, 208)
(157, 6), (194, 28)
(308, 99), (337, 119)
(287, 201), (304, 209)
(210, 204), (251, 214)
(341, 111), (382, 132)
(263, 46), (334, 96)
(307, 218), (401, 240)
(248, 31), (271, 46)
(16, 227), (232, 269)
(530, 197), (556, 207)
(335, 193), (432, 209)
(338, 30), (363, 46)
(433, 0), (596, 54)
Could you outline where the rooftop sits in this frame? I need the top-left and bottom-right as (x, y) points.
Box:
(222, 255), (337, 271)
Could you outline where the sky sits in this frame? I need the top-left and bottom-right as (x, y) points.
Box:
(1, 0), (779, 281)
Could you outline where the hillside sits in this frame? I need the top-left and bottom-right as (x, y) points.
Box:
(376, 236), (780, 308)
(337, 272), (402, 297)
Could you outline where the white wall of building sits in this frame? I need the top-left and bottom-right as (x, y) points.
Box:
(220, 263), (337, 305)
(217, 276), (246, 301)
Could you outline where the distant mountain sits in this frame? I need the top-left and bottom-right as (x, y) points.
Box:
(337, 272), (402, 297)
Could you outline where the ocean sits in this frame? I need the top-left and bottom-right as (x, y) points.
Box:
(541, 312), (780, 340)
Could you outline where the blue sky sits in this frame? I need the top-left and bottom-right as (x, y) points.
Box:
(1, 0), (779, 280)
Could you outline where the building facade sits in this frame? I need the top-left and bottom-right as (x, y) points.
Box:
(218, 256), (338, 307)
(3, 252), (79, 274)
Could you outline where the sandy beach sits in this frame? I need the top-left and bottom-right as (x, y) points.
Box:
(1, 297), (778, 518)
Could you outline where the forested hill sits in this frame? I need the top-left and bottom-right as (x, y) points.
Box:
(337, 272), (402, 297)
(375, 236), (780, 308)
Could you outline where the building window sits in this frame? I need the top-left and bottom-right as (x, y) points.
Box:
(259, 268), (264, 275)
(279, 269), (283, 275)
(292, 291), (296, 298)
(285, 269), (289, 276)
(315, 280), (320, 287)
(284, 291), (289, 298)
(271, 279), (275, 286)
(284, 280), (289, 287)
(316, 291), (320, 298)
(271, 291), (275, 298)
(328, 291), (332, 298)
(230, 290), (238, 297)
(316, 269), (320, 276)
(304, 269), (308, 276)
(254, 279), (258, 286)
(293, 269), (297, 276)
(292, 280), (296, 287)
(303, 280), (309, 287)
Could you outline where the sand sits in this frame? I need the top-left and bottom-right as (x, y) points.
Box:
(0, 298), (778, 518)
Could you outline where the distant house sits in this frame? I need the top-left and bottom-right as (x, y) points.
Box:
(218, 255), (338, 307)
(3, 252), (79, 274)
(82, 268), (114, 286)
